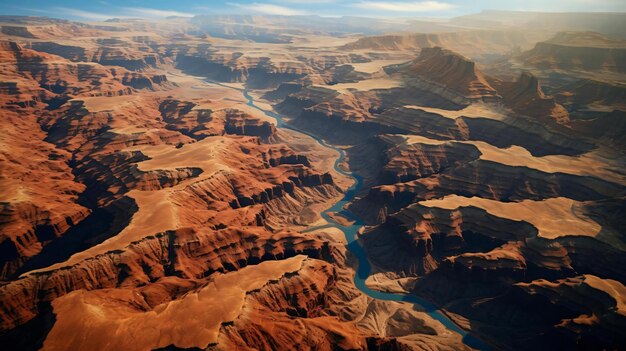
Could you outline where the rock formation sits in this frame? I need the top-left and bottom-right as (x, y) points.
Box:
(386, 47), (501, 102)
(520, 31), (626, 73)
(494, 71), (570, 123)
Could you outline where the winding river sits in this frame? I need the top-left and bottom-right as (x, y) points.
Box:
(211, 81), (488, 350)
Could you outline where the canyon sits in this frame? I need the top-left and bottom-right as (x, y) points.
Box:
(0, 10), (625, 351)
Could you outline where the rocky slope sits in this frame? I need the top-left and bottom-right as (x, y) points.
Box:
(0, 16), (478, 351)
(519, 31), (626, 73)
(386, 47), (501, 103)
(342, 29), (551, 59)
(493, 71), (570, 124)
(346, 133), (625, 348)
(265, 25), (626, 351)
(0, 39), (176, 279)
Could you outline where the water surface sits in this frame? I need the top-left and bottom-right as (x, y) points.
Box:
(212, 82), (489, 350)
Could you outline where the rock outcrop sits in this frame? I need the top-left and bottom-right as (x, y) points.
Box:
(342, 29), (550, 58)
(385, 47), (501, 102)
(495, 71), (570, 124)
(520, 31), (626, 73)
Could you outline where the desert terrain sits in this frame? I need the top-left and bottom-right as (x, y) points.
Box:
(0, 9), (625, 351)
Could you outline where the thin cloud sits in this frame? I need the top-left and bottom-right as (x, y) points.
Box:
(353, 1), (454, 12)
(54, 7), (119, 21)
(278, 0), (335, 3)
(122, 7), (195, 18)
(228, 3), (307, 16)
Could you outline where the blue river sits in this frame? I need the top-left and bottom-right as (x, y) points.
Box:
(211, 82), (489, 350)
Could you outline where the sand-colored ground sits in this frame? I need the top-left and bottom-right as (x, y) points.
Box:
(132, 137), (230, 172)
(543, 31), (626, 49)
(78, 70), (277, 134)
(73, 95), (138, 112)
(0, 177), (32, 203)
(42, 256), (308, 351)
(166, 71), (248, 103)
(289, 35), (358, 48)
(469, 141), (626, 184)
(402, 135), (449, 145)
(327, 212), (356, 226)
(350, 59), (410, 74)
(400, 135), (625, 183)
(314, 77), (402, 94)
(354, 298), (467, 348)
(183, 79), (277, 125)
(306, 226), (347, 244)
(25, 65), (353, 275)
(404, 102), (508, 120)
(247, 90), (279, 111)
(581, 275), (626, 314)
(418, 195), (601, 240)
(274, 128), (353, 191)
(28, 136), (232, 273)
(365, 272), (417, 294)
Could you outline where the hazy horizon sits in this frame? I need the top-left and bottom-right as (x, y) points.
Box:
(2, 0), (626, 22)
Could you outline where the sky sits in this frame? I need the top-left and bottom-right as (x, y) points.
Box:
(1, 0), (625, 21)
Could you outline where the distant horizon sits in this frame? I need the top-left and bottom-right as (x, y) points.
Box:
(2, 9), (626, 23)
(2, 0), (626, 22)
